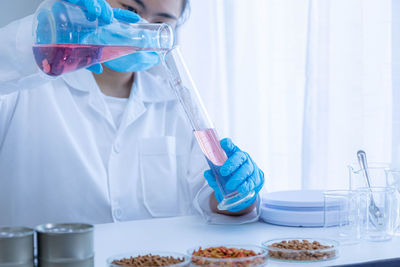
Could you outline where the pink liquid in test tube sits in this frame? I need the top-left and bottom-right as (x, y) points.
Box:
(194, 128), (227, 166)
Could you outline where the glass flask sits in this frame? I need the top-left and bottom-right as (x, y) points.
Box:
(32, 0), (174, 76)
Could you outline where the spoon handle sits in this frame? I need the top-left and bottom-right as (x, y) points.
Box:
(357, 150), (372, 188)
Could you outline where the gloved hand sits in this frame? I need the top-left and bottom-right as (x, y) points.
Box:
(204, 138), (265, 212)
(63, 0), (113, 23)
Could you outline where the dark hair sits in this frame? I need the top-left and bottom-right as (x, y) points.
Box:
(177, 0), (190, 26)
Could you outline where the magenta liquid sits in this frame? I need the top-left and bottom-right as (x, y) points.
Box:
(194, 128), (236, 195)
(32, 44), (166, 76)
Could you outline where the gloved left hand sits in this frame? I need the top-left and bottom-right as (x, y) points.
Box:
(204, 138), (265, 212)
(63, 0), (113, 23)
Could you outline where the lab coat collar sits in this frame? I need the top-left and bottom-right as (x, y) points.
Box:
(62, 69), (97, 93)
(132, 69), (177, 103)
(62, 67), (177, 103)
(62, 70), (114, 129)
(61, 67), (177, 132)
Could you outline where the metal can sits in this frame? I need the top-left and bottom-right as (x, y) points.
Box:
(36, 223), (94, 264)
(0, 227), (34, 266)
(38, 257), (94, 267)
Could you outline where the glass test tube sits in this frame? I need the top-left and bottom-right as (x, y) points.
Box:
(162, 46), (255, 211)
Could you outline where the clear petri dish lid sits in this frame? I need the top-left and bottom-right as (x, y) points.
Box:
(262, 237), (339, 262)
(0, 227), (34, 238)
(106, 251), (190, 267)
(36, 223), (93, 234)
(188, 244), (268, 266)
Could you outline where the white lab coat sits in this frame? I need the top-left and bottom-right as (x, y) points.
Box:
(0, 15), (260, 227)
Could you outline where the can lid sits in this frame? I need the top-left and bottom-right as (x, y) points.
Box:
(0, 227), (34, 238)
(36, 223), (93, 234)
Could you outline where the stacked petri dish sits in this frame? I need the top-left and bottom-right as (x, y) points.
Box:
(36, 223), (94, 267)
(262, 237), (339, 263)
(188, 244), (268, 267)
(0, 227), (35, 267)
(107, 251), (190, 267)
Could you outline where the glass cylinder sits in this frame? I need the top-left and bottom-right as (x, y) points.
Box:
(32, 0), (174, 76)
(323, 190), (361, 245)
(348, 162), (390, 190)
(162, 46), (255, 211)
(357, 187), (397, 241)
(384, 169), (400, 236)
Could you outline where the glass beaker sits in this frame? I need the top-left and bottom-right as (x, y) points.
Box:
(32, 0), (174, 76)
(323, 190), (361, 245)
(385, 169), (400, 235)
(162, 46), (256, 211)
(348, 162), (390, 190)
(357, 187), (397, 241)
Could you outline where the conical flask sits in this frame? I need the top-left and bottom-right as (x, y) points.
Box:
(32, 0), (174, 76)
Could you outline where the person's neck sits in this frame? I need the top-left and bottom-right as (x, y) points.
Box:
(92, 65), (135, 98)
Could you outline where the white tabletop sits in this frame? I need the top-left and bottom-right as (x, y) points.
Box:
(95, 215), (400, 266)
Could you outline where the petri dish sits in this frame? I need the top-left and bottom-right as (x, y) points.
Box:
(106, 251), (190, 267)
(262, 237), (339, 263)
(188, 244), (267, 267)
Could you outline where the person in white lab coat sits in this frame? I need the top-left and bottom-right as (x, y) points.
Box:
(0, 0), (264, 227)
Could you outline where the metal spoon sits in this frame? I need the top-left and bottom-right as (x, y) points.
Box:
(357, 150), (385, 227)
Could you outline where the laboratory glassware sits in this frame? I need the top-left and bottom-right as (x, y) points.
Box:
(107, 251), (190, 267)
(32, 0), (174, 76)
(323, 190), (361, 245)
(384, 169), (400, 236)
(356, 151), (384, 228)
(348, 162), (390, 190)
(262, 238), (339, 262)
(357, 187), (397, 241)
(162, 46), (255, 211)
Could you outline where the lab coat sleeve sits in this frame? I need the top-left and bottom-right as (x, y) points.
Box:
(0, 15), (54, 95)
(189, 138), (262, 224)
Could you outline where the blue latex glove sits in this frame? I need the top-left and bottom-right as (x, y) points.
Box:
(204, 138), (265, 212)
(63, 0), (113, 23)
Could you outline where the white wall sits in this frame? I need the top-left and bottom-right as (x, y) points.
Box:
(0, 0), (43, 27)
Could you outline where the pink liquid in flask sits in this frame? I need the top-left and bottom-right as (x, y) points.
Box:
(32, 44), (167, 76)
(194, 128), (236, 195)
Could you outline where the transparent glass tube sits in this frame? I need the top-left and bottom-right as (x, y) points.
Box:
(32, 0), (174, 76)
(357, 187), (397, 241)
(323, 190), (361, 245)
(162, 46), (255, 211)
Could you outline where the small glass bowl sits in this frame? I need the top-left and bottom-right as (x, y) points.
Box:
(188, 244), (267, 267)
(106, 251), (190, 267)
(262, 237), (339, 263)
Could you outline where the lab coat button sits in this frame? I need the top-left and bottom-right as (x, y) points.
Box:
(113, 208), (122, 220)
(113, 142), (121, 153)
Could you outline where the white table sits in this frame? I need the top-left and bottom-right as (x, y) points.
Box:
(95, 216), (400, 266)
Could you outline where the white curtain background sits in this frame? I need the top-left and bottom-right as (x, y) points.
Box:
(179, 0), (398, 193)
